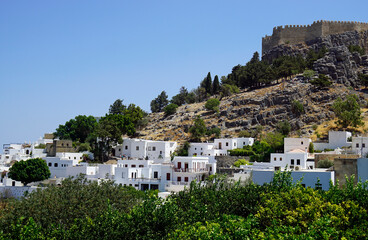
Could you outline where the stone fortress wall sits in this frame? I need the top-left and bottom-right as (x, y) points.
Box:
(262, 20), (368, 54)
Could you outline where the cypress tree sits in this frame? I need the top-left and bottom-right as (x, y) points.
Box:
(213, 75), (220, 94)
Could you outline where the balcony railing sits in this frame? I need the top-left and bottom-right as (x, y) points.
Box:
(174, 168), (208, 173)
(128, 177), (161, 183)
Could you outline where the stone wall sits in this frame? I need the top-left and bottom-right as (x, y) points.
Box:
(314, 154), (359, 167)
(262, 20), (368, 54)
(333, 158), (358, 186)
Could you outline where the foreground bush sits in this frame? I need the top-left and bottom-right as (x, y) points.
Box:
(1, 173), (368, 239)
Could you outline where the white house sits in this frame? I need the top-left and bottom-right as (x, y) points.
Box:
(352, 137), (368, 157)
(314, 131), (352, 151)
(114, 138), (177, 161)
(270, 138), (314, 171)
(114, 156), (216, 192)
(188, 138), (254, 156)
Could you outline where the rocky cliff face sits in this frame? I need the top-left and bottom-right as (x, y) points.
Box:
(262, 30), (368, 87)
(137, 81), (359, 142)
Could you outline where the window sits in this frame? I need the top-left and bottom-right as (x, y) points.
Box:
(166, 173), (171, 181)
(243, 142), (245, 145)
(136, 146), (139, 151)
(315, 182), (322, 190)
(48, 162), (52, 167)
(153, 171), (158, 178)
(280, 157), (282, 161)
(356, 143), (359, 148)
(297, 159), (300, 165)
(131, 164), (136, 168)
(54, 163), (58, 167)
(153, 147), (156, 151)
(177, 177), (181, 182)
(274, 157), (276, 161)
(125, 146), (128, 150)
(226, 142), (229, 146)
(274, 166), (280, 171)
(234, 143), (236, 146)
(291, 159), (295, 165)
(119, 148), (121, 152)
(66, 143), (69, 147)
(160, 151), (162, 154)
(195, 148), (197, 150)
(124, 164), (128, 167)
(363, 143), (366, 148)
(74, 157), (76, 160)
(301, 141), (303, 145)
(139, 165), (144, 168)
(184, 177), (189, 182)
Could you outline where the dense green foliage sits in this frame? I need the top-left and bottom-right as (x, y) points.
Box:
(233, 159), (251, 167)
(189, 116), (207, 142)
(309, 142), (314, 153)
(54, 115), (97, 143)
(229, 131), (284, 161)
(310, 74), (332, 89)
(292, 99), (305, 115)
(317, 159), (334, 168)
(89, 114), (135, 161)
(276, 120), (291, 136)
(109, 99), (126, 115)
(150, 91), (169, 113)
(205, 98), (220, 112)
(163, 103), (178, 116)
(1, 173), (368, 239)
(332, 94), (364, 128)
(8, 158), (50, 186)
(176, 141), (190, 156)
(348, 45), (366, 55)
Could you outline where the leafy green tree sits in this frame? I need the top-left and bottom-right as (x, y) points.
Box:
(276, 120), (291, 136)
(164, 103), (178, 116)
(150, 91), (169, 113)
(124, 104), (145, 126)
(176, 142), (190, 156)
(206, 127), (221, 138)
(171, 86), (188, 106)
(54, 115), (97, 143)
(291, 100), (305, 116)
(89, 114), (135, 161)
(309, 142), (314, 153)
(332, 94), (364, 128)
(233, 159), (251, 167)
(310, 74), (332, 89)
(220, 84), (239, 97)
(189, 116), (207, 142)
(264, 131), (284, 152)
(200, 72), (213, 95)
(185, 91), (196, 104)
(109, 99), (126, 115)
(213, 75), (220, 95)
(205, 98), (220, 112)
(8, 158), (50, 185)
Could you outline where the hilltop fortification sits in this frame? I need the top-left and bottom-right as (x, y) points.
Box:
(262, 20), (368, 54)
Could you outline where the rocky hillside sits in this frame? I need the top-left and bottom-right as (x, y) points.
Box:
(137, 80), (366, 142)
(263, 30), (368, 87)
(137, 30), (368, 143)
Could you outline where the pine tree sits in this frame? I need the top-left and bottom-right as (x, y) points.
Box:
(213, 75), (220, 94)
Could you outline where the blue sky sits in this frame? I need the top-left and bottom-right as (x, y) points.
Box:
(0, 0), (367, 151)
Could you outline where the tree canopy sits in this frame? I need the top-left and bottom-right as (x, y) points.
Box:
(189, 116), (207, 142)
(8, 158), (50, 185)
(54, 115), (97, 143)
(150, 91), (169, 113)
(332, 94), (364, 128)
